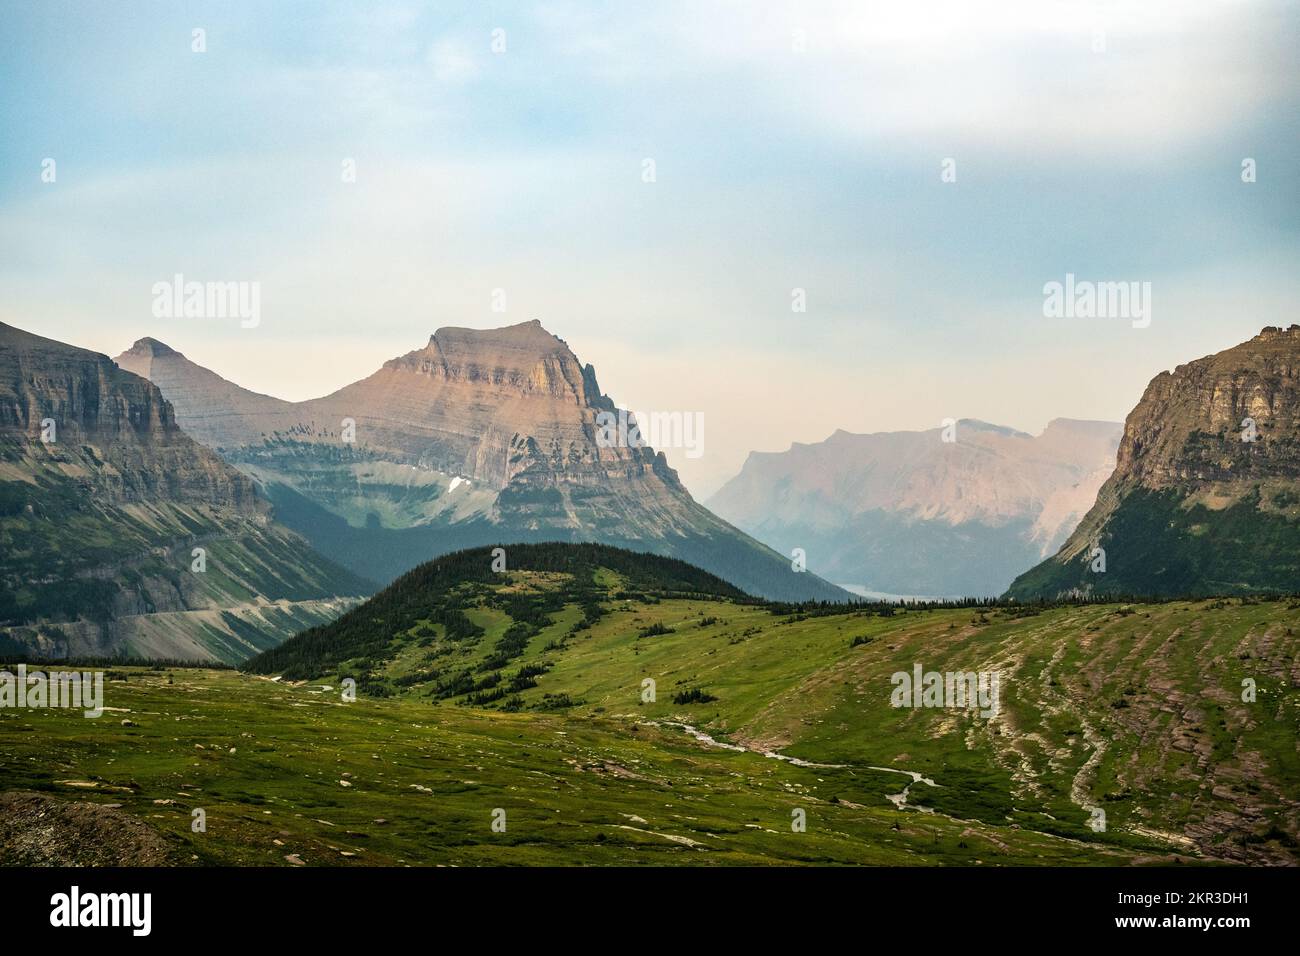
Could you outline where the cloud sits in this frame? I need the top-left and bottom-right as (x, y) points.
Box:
(527, 0), (1291, 154)
(425, 38), (482, 84)
(1, 0), (1295, 499)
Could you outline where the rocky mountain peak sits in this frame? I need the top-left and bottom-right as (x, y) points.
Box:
(1111, 324), (1300, 490)
(125, 337), (181, 358)
(380, 320), (595, 407)
(1252, 323), (1300, 343)
(708, 416), (1122, 596)
(115, 337), (182, 378)
(411, 319), (570, 364)
(1008, 327), (1300, 598)
(106, 320), (848, 602)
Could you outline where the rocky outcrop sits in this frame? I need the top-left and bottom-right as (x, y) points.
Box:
(2, 324), (260, 510)
(115, 321), (848, 602)
(0, 792), (182, 866)
(117, 321), (676, 492)
(1107, 325), (1300, 489)
(1007, 326), (1300, 598)
(1, 323), (372, 661)
(707, 418), (1121, 596)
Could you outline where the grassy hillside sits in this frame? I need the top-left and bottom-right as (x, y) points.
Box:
(229, 546), (1300, 865)
(243, 543), (753, 683)
(0, 445), (373, 662)
(1007, 487), (1300, 599)
(6, 545), (1297, 866)
(0, 665), (1134, 866)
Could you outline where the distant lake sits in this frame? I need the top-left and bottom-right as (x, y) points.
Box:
(838, 584), (964, 603)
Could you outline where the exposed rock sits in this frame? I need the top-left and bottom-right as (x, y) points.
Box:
(0, 322), (372, 661)
(2, 322), (260, 509)
(0, 791), (181, 866)
(116, 320), (847, 602)
(1008, 326), (1300, 598)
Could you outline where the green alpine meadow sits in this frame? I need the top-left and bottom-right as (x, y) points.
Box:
(3, 544), (1297, 866)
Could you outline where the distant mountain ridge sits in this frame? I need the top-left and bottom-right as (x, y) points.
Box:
(116, 321), (848, 603)
(0, 322), (372, 662)
(1007, 326), (1300, 598)
(707, 418), (1121, 597)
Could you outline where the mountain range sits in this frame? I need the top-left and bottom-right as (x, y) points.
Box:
(708, 418), (1122, 596)
(1008, 325), (1300, 598)
(5, 317), (1296, 666)
(115, 320), (848, 604)
(0, 322), (371, 662)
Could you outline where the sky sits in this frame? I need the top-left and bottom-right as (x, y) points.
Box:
(1, 0), (1297, 498)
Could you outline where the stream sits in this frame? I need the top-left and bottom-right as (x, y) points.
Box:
(650, 720), (939, 809)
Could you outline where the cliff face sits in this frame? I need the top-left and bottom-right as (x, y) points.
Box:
(301, 321), (676, 495)
(0, 323), (371, 661)
(1110, 325), (1300, 489)
(707, 418), (1121, 597)
(1, 324), (260, 510)
(1007, 326), (1300, 598)
(116, 321), (848, 602)
(117, 321), (673, 493)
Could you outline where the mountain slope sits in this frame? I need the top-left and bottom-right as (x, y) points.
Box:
(244, 542), (753, 683)
(708, 418), (1121, 597)
(239, 542), (1300, 864)
(0, 322), (372, 662)
(3, 660), (1148, 867)
(116, 322), (848, 603)
(1007, 326), (1300, 599)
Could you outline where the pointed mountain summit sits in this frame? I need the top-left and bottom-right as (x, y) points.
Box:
(1, 322), (371, 661)
(1007, 326), (1300, 598)
(116, 322), (847, 602)
(115, 335), (293, 450)
(121, 335), (179, 358)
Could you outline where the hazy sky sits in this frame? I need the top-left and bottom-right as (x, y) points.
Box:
(2, 1), (1297, 497)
